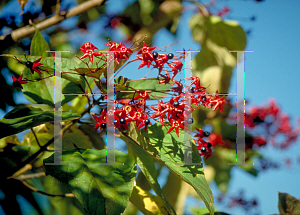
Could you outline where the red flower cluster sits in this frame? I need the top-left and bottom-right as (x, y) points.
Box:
(105, 41), (133, 64)
(87, 41), (227, 159)
(226, 98), (300, 150)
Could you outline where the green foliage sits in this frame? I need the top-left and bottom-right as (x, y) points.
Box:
(116, 77), (172, 100)
(0, 105), (80, 139)
(43, 148), (137, 215)
(30, 28), (50, 57)
(42, 176), (87, 215)
(190, 14), (246, 94)
(127, 138), (176, 214)
(121, 122), (215, 214)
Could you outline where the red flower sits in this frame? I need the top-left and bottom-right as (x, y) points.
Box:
(26, 58), (43, 74)
(167, 119), (185, 137)
(12, 74), (27, 89)
(168, 60), (183, 80)
(79, 42), (98, 52)
(158, 69), (171, 84)
(79, 42), (105, 64)
(92, 109), (107, 130)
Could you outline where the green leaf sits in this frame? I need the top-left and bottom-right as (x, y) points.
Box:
(71, 67), (106, 80)
(62, 126), (93, 150)
(2, 54), (85, 106)
(116, 77), (172, 100)
(278, 192), (300, 215)
(127, 141), (176, 214)
(121, 123), (215, 214)
(41, 176), (87, 215)
(78, 124), (106, 150)
(43, 148), (137, 215)
(0, 105), (80, 139)
(129, 185), (171, 215)
(190, 14), (247, 94)
(31, 28), (50, 57)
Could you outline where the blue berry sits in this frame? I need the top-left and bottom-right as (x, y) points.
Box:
(173, 101), (179, 107)
(202, 96), (207, 101)
(26, 61), (33, 68)
(207, 142), (212, 148)
(188, 87), (194, 93)
(101, 77), (106, 83)
(101, 123), (106, 129)
(167, 53), (174, 59)
(187, 118), (193, 124)
(201, 146), (207, 153)
(120, 118), (126, 124)
(144, 119), (150, 125)
(13, 81), (21, 88)
(152, 52), (158, 59)
(203, 131), (210, 137)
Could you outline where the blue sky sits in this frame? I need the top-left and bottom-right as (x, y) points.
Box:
(1, 0), (300, 215)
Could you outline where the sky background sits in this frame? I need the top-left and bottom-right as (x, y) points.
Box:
(1, 0), (300, 215)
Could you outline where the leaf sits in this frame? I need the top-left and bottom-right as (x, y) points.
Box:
(2, 54), (85, 106)
(278, 192), (300, 215)
(116, 77), (172, 100)
(129, 185), (171, 215)
(31, 28), (50, 57)
(78, 124), (106, 150)
(71, 67), (106, 80)
(121, 123), (215, 214)
(43, 148), (137, 215)
(41, 176), (87, 215)
(0, 105), (80, 139)
(62, 126), (93, 150)
(127, 141), (176, 214)
(190, 14), (247, 94)
(0, 134), (22, 149)
(2, 55), (82, 85)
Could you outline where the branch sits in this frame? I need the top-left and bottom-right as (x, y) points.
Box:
(21, 180), (75, 198)
(0, 0), (105, 42)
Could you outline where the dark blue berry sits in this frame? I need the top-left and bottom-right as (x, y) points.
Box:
(188, 87), (194, 93)
(202, 96), (207, 101)
(101, 123), (106, 129)
(201, 146), (207, 153)
(203, 131), (210, 137)
(207, 142), (212, 148)
(167, 53), (174, 59)
(26, 61), (33, 68)
(114, 120), (117, 124)
(13, 81), (21, 88)
(120, 118), (126, 124)
(152, 52), (158, 59)
(187, 118), (193, 124)
(144, 119), (150, 125)
(101, 78), (106, 83)
(173, 101), (179, 107)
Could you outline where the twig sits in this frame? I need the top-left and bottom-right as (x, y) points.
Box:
(21, 181), (75, 198)
(13, 172), (46, 180)
(0, 0), (105, 42)
(7, 164), (32, 179)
